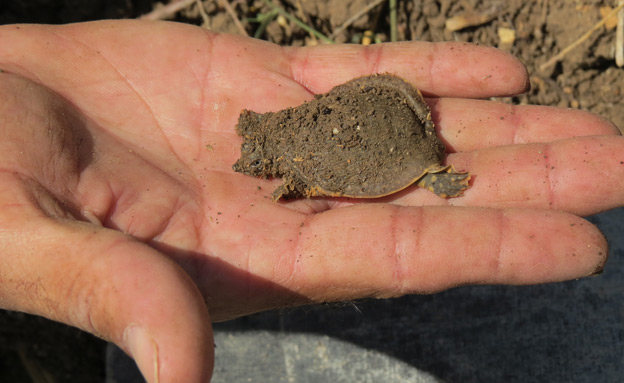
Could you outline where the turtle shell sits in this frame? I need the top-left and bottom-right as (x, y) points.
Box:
(233, 73), (469, 200)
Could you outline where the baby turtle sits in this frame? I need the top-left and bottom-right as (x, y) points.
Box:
(233, 73), (470, 201)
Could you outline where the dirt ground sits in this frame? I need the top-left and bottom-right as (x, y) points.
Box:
(1, 0), (622, 381)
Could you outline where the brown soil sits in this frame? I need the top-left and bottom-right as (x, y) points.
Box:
(248, 0), (624, 130)
(1, 0), (622, 381)
(234, 74), (470, 200)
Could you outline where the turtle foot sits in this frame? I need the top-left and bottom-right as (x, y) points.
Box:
(417, 167), (471, 198)
(272, 178), (306, 201)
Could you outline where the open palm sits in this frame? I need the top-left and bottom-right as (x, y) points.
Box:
(0, 20), (621, 383)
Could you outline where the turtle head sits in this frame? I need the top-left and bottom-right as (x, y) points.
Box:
(232, 141), (272, 177)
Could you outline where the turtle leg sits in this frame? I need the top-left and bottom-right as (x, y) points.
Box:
(417, 166), (471, 198)
(271, 177), (306, 201)
(271, 181), (293, 201)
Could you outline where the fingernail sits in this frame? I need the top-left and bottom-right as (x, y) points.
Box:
(124, 325), (159, 383)
(590, 263), (605, 277)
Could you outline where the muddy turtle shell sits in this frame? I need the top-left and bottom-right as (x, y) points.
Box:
(233, 73), (469, 200)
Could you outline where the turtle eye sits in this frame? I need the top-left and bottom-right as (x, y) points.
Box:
(250, 159), (262, 168)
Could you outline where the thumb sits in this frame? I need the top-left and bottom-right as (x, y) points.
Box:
(0, 175), (213, 383)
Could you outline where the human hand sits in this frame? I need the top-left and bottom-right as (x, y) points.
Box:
(0, 20), (621, 383)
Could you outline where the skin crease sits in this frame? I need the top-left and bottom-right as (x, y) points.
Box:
(0, 20), (622, 382)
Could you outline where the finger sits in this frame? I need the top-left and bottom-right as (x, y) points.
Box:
(391, 135), (624, 216)
(454, 135), (624, 214)
(429, 98), (621, 152)
(0, 175), (213, 383)
(287, 41), (529, 98)
(238, 204), (606, 302)
(0, 21), (526, 102)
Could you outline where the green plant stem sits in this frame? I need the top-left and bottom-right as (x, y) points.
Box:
(262, 0), (334, 44)
(389, 0), (397, 42)
(254, 9), (279, 39)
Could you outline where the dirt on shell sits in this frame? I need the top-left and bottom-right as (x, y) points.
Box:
(233, 74), (449, 200)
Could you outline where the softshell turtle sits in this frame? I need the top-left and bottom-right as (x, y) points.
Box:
(233, 73), (470, 201)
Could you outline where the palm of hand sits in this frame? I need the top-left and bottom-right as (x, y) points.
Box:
(2, 22), (333, 320)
